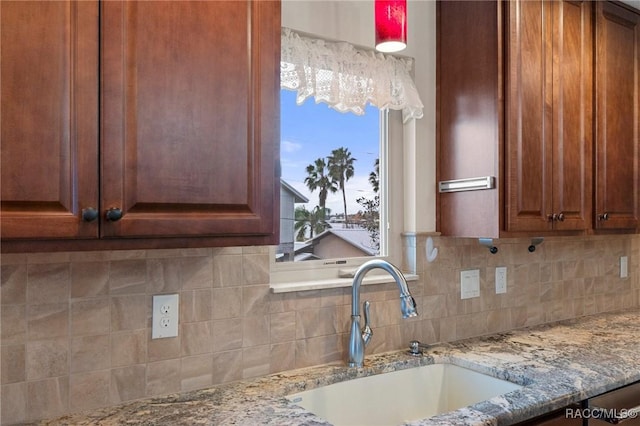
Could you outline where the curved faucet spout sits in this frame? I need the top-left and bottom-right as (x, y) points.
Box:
(350, 259), (417, 319)
(348, 259), (418, 368)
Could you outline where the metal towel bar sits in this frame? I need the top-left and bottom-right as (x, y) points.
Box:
(438, 176), (495, 193)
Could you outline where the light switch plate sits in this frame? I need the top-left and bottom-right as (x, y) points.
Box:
(461, 269), (480, 299)
(495, 266), (507, 294)
(620, 256), (628, 278)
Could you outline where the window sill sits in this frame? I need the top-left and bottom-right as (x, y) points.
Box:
(269, 273), (419, 294)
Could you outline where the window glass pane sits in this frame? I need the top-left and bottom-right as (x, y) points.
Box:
(277, 89), (382, 262)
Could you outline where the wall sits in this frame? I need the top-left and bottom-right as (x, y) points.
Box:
(2, 234), (639, 424)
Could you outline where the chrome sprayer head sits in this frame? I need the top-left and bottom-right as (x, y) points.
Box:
(400, 294), (418, 318)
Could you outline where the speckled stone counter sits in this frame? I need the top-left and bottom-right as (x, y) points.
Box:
(39, 309), (640, 426)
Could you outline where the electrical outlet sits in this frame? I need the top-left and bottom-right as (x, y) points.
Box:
(620, 256), (628, 278)
(495, 266), (507, 294)
(460, 269), (480, 299)
(152, 294), (179, 339)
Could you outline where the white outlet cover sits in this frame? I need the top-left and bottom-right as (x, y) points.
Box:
(621, 256), (628, 278)
(460, 269), (480, 299)
(495, 266), (507, 294)
(152, 294), (179, 339)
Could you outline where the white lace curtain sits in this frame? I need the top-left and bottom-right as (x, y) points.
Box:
(281, 27), (424, 122)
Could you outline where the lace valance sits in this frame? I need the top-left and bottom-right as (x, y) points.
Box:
(281, 28), (424, 122)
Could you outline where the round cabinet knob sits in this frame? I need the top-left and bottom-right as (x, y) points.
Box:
(599, 213), (609, 221)
(81, 207), (99, 222)
(557, 213), (565, 222)
(105, 207), (123, 222)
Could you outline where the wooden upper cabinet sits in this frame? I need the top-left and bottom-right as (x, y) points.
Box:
(505, 0), (592, 233)
(1, 1), (280, 250)
(438, 0), (593, 238)
(594, 2), (639, 231)
(437, 0), (502, 238)
(100, 1), (280, 239)
(0, 1), (99, 239)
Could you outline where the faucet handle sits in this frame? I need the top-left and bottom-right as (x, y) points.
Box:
(408, 340), (429, 356)
(362, 301), (372, 346)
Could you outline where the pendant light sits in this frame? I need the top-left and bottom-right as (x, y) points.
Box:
(375, 0), (407, 53)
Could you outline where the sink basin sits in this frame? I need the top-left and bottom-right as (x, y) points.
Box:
(287, 363), (522, 426)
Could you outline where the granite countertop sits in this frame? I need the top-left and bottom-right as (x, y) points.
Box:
(41, 309), (640, 426)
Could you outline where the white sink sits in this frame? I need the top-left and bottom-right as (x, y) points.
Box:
(287, 363), (522, 426)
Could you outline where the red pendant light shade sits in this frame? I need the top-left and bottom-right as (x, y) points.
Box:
(375, 0), (407, 53)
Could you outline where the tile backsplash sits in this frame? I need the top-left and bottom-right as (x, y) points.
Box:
(1, 235), (639, 424)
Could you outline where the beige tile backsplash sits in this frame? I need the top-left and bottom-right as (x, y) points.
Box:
(1, 235), (639, 424)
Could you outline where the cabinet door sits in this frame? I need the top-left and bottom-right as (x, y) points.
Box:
(505, 0), (554, 232)
(101, 1), (280, 239)
(436, 0), (502, 239)
(506, 0), (592, 233)
(551, 0), (593, 231)
(0, 1), (99, 239)
(594, 2), (640, 231)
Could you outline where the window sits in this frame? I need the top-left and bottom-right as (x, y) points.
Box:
(277, 89), (384, 263)
(271, 28), (423, 288)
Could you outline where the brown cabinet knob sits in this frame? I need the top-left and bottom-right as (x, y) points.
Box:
(557, 213), (565, 222)
(599, 213), (609, 221)
(105, 207), (123, 222)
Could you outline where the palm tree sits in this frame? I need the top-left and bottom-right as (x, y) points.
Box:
(328, 147), (356, 226)
(357, 158), (381, 252)
(304, 158), (337, 220)
(294, 206), (330, 241)
(369, 158), (379, 193)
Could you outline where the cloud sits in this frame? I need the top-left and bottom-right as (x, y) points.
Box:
(281, 139), (302, 153)
(281, 158), (314, 178)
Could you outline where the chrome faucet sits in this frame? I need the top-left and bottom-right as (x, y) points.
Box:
(348, 259), (418, 368)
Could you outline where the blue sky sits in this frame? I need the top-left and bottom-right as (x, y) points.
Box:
(280, 89), (380, 216)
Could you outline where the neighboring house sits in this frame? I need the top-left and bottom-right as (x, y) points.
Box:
(277, 179), (309, 262)
(278, 180), (378, 262)
(296, 225), (377, 260)
(293, 241), (320, 262)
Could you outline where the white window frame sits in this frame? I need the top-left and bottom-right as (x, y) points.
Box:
(269, 108), (415, 292)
